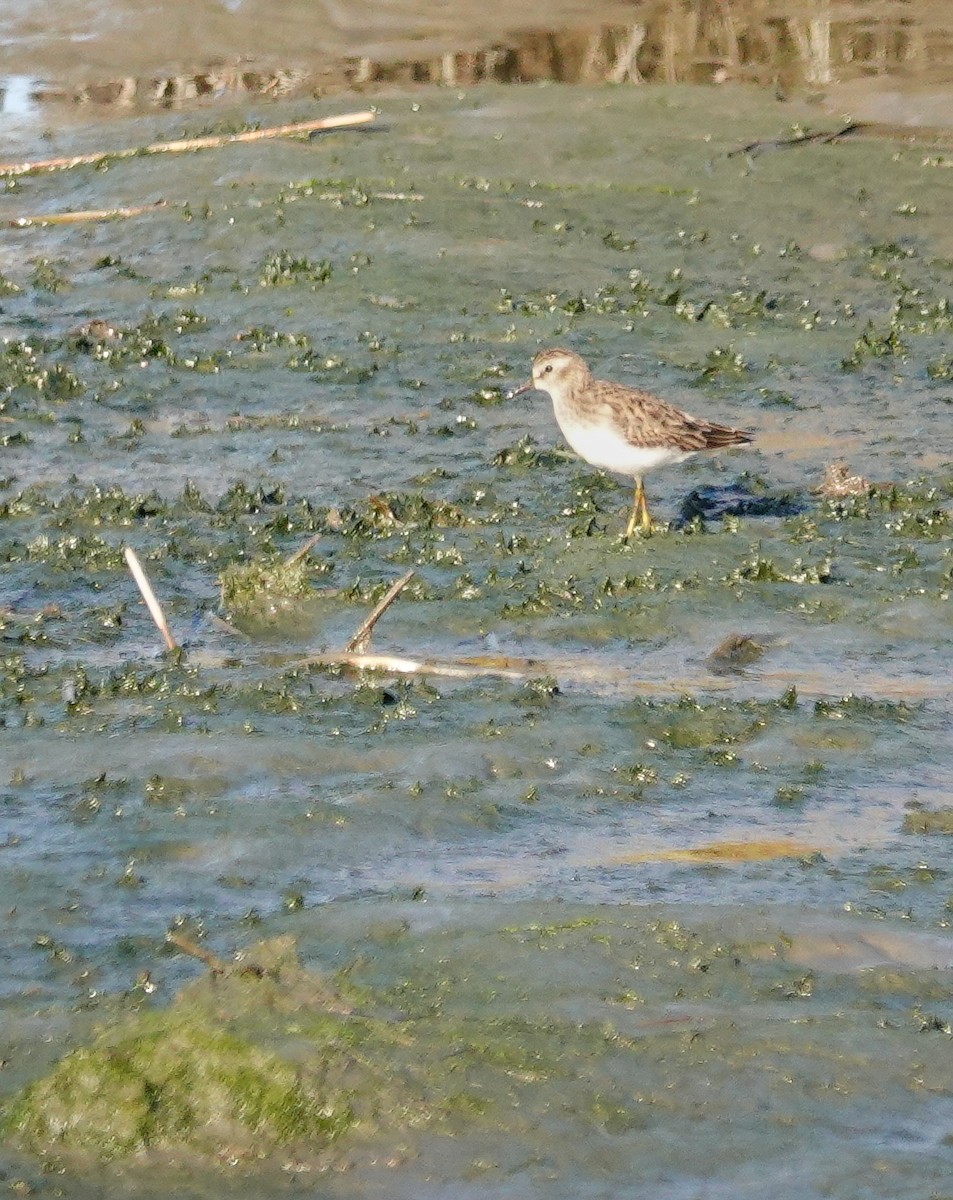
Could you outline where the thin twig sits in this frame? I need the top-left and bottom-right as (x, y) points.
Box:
(728, 122), (865, 158)
(124, 546), (177, 652)
(344, 570), (415, 653)
(285, 532), (322, 567)
(166, 930), (228, 974)
(0, 111), (375, 177)
(8, 201), (167, 227)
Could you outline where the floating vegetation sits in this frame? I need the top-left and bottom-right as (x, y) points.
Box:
(235, 325), (312, 350)
(650, 695), (774, 750)
(814, 695), (915, 721)
(842, 321), (908, 369)
(223, 411), (342, 434)
(901, 807), (953, 835)
(491, 435), (567, 469)
(219, 553), (316, 623)
(694, 345), (750, 381)
(926, 355), (953, 381)
(884, 506), (952, 538)
(725, 552), (833, 585)
(462, 384), (506, 407)
(30, 257), (70, 293)
(286, 348), (377, 382)
(347, 491), (472, 534)
(0, 340), (86, 400)
(258, 250), (333, 288)
(13, 899), (948, 1185)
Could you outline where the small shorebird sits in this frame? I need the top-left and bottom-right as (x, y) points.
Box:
(511, 348), (753, 537)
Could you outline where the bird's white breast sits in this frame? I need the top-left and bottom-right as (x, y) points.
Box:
(553, 411), (692, 478)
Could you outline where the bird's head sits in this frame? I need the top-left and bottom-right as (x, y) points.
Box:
(509, 347), (590, 398)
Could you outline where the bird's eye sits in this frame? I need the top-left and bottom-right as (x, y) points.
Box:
(543, 364), (553, 374)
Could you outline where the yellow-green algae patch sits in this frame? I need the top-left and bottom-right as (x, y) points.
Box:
(5, 909), (953, 1188)
(902, 806), (953, 835)
(2, 937), (382, 1166)
(219, 554), (316, 625)
(618, 838), (820, 864)
(3, 1018), (343, 1162)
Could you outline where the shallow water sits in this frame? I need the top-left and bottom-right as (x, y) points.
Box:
(4, 0), (953, 122)
(1, 71), (953, 1197)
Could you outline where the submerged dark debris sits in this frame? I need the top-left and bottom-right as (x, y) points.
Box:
(705, 632), (770, 675)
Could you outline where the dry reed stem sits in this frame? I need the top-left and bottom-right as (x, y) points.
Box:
(124, 546), (177, 652)
(284, 533), (322, 567)
(344, 570), (415, 653)
(8, 201), (167, 227)
(293, 650), (953, 702)
(0, 111), (375, 177)
(302, 649), (531, 681)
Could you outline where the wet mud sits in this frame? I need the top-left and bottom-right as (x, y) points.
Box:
(1, 60), (953, 1200)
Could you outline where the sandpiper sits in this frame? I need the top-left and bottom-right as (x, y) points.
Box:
(510, 348), (753, 537)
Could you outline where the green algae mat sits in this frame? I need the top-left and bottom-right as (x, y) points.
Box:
(6, 908), (953, 1198)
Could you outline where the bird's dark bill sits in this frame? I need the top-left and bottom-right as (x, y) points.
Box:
(507, 379), (535, 398)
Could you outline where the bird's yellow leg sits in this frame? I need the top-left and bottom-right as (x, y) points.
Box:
(636, 478), (653, 531)
(624, 478), (647, 540)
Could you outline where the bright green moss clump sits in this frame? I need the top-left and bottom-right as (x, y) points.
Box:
(3, 1015), (349, 1162)
(219, 555), (315, 622)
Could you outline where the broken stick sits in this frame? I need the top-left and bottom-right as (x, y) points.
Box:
(167, 930), (228, 974)
(8, 201), (167, 227)
(0, 111), (375, 177)
(124, 546), (177, 652)
(303, 649), (531, 681)
(344, 569), (415, 653)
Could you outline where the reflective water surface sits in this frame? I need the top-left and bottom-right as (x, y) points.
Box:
(3, 0), (953, 120)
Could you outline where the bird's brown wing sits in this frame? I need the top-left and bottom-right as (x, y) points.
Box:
(587, 380), (753, 451)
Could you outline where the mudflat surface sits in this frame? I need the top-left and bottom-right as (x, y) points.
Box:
(1, 64), (953, 1200)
